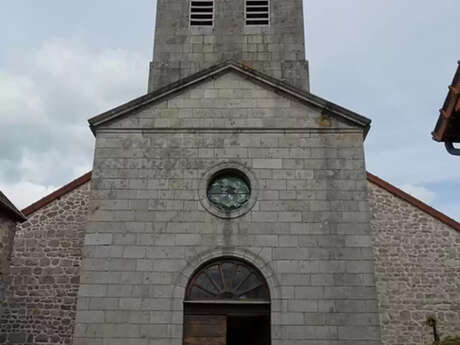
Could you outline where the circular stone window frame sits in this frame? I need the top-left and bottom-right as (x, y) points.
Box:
(199, 162), (259, 219)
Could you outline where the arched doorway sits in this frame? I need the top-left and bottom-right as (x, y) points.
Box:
(183, 258), (271, 345)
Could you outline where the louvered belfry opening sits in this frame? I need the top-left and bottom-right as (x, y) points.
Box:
(190, 0), (214, 26)
(246, 0), (270, 25)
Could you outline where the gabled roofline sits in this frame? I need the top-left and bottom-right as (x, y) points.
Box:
(0, 191), (27, 222)
(20, 171), (459, 232)
(88, 61), (371, 138)
(22, 172), (92, 217)
(367, 172), (460, 231)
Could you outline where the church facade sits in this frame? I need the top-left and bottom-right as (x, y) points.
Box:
(1, 1), (459, 345)
(1, 173), (459, 345)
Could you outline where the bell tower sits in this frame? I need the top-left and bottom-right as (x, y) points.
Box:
(148, 0), (309, 92)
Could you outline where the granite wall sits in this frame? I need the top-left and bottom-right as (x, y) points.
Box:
(1, 174), (458, 345)
(0, 214), (17, 310)
(0, 182), (90, 344)
(368, 182), (460, 345)
(73, 71), (380, 345)
(149, 0), (309, 91)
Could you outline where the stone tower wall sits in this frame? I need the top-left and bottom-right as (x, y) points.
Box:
(0, 182), (90, 345)
(368, 182), (460, 345)
(149, 0), (309, 91)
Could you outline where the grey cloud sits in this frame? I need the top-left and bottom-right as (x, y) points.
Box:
(0, 39), (149, 190)
(1, 1), (459, 220)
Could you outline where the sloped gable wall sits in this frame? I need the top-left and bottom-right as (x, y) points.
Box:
(102, 71), (358, 132)
(368, 182), (460, 345)
(0, 182), (90, 345)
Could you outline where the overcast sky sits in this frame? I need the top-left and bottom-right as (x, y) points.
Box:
(1, 0), (459, 221)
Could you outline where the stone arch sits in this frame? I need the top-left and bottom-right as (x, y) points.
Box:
(167, 247), (281, 344)
(173, 247), (280, 302)
(185, 257), (271, 301)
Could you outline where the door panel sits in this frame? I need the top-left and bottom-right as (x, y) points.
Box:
(226, 315), (270, 345)
(184, 315), (226, 345)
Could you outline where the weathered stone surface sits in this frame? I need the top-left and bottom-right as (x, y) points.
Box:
(0, 182), (90, 345)
(3, 1), (458, 344)
(369, 182), (460, 345)
(1, 173), (458, 345)
(106, 71), (355, 132)
(148, 0), (309, 92)
(0, 215), (16, 286)
(0, 213), (17, 317)
(73, 69), (380, 345)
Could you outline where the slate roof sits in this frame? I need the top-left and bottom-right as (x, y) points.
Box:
(0, 191), (27, 222)
(21, 171), (460, 232)
(88, 61), (372, 138)
(432, 61), (460, 142)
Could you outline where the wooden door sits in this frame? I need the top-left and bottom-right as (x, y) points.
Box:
(183, 315), (227, 345)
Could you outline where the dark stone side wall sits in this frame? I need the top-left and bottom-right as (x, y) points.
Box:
(0, 183), (90, 344)
(0, 214), (17, 315)
(369, 183), (460, 345)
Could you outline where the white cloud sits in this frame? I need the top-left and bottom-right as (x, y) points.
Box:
(304, 0), (460, 222)
(29, 39), (148, 116)
(1, 5), (460, 223)
(0, 181), (58, 210)
(400, 184), (436, 205)
(0, 72), (46, 126)
(435, 202), (460, 221)
(0, 38), (149, 207)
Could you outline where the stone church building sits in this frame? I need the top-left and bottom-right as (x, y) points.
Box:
(1, 1), (459, 345)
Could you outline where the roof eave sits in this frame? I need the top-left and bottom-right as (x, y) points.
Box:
(367, 172), (460, 231)
(432, 61), (460, 142)
(0, 199), (27, 223)
(21, 172), (92, 217)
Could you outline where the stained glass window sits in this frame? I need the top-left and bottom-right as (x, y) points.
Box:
(207, 174), (250, 211)
(186, 259), (270, 301)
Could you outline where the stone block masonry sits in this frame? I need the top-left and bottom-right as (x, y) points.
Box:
(369, 182), (460, 345)
(0, 214), (17, 307)
(2, 72), (458, 345)
(74, 71), (380, 345)
(78, 132), (380, 345)
(0, 182), (90, 345)
(149, 0), (309, 91)
(1, 172), (458, 345)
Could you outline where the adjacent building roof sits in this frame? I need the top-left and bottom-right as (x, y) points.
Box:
(367, 173), (459, 231)
(22, 172), (92, 216)
(21, 171), (460, 232)
(0, 191), (27, 222)
(432, 61), (460, 143)
(88, 61), (372, 138)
